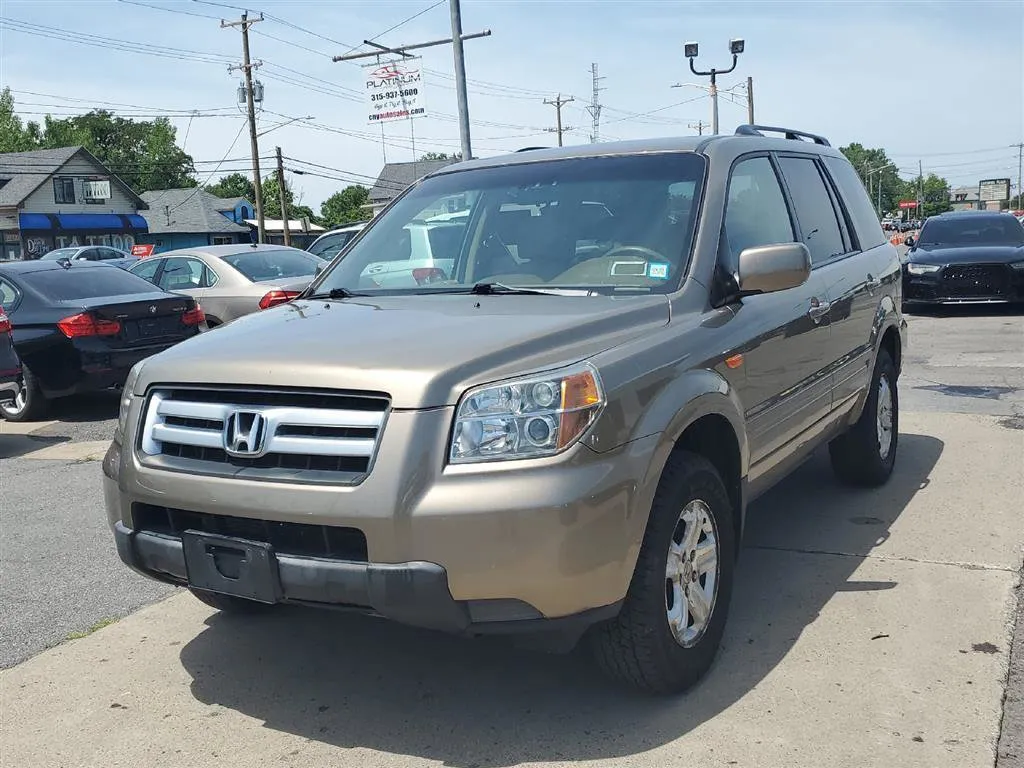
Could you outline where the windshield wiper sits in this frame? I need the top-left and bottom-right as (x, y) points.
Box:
(303, 287), (367, 300)
(469, 281), (560, 296)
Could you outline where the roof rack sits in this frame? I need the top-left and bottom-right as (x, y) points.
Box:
(734, 124), (831, 146)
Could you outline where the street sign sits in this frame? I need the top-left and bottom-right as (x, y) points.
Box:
(978, 178), (1010, 203)
(898, 200), (918, 209)
(130, 244), (155, 258)
(363, 58), (426, 124)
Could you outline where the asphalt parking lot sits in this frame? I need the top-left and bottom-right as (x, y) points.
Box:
(0, 304), (1021, 768)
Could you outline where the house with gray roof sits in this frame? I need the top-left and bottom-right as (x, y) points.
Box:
(0, 146), (149, 260)
(368, 159), (459, 216)
(138, 188), (254, 254)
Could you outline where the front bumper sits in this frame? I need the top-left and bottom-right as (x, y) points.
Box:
(902, 263), (1024, 305)
(104, 408), (662, 624)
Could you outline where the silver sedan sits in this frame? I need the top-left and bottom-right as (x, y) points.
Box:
(128, 244), (320, 327)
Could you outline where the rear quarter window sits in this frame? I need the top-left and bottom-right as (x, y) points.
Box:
(20, 266), (160, 301)
(823, 156), (887, 250)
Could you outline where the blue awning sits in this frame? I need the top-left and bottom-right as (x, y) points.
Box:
(18, 213), (53, 230)
(55, 213), (149, 232)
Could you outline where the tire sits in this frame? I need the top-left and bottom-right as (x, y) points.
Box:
(829, 348), (898, 487)
(0, 366), (48, 422)
(189, 587), (274, 614)
(587, 450), (735, 694)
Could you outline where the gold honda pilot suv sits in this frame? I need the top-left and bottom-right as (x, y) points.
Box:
(106, 125), (907, 693)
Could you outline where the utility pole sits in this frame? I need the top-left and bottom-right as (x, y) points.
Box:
(1013, 142), (1023, 210)
(688, 120), (709, 136)
(918, 159), (924, 217)
(275, 146), (291, 247)
(585, 63), (605, 143)
(746, 76), (755, 124)
(223, 11), (266, 244)
(332, 3), (490, 163)
(544, 94), (574, 147)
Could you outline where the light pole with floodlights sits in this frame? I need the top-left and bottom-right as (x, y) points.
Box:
(684, 38), (744, 135)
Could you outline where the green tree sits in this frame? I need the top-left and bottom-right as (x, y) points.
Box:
(419, 151), (460, 161)
(839, 143), (905, 216)
(0, 87), (38, 153)
(903, 173), (952, 218)
(261, 174), (317, 224)
(206, 173), (255, 201)
(320, 185), (369, 226)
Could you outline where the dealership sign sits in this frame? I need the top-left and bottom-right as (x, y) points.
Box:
(130, 244), (155, 257)
(898, 200), (919, 209)
(363, 58), (425, 124)
(978, 178), (1010, 203)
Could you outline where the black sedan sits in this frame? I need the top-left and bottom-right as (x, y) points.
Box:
(901, 211), (1024, 310)
(0, 260), (204, 421)
(0, 306), (20, 408)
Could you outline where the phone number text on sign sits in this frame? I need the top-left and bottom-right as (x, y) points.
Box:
(364, 59), (427, 124)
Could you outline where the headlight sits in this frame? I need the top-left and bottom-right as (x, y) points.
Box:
(117, 362), (145, 434)
(450, 363), (605, 464)
(906, 263), (941, 275)
(1009, 261), (1024, 271)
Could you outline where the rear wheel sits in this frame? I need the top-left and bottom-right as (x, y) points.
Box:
(829, 348), (898, 486)
(189, 588), (275, 614)
(0, 366), (48, 422)
(587, 450), (735, 694)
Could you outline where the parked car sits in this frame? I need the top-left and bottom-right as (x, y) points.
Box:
(127, 244), (321, 327)
(0, 307), (20, 408)
(39, 245), (139, 270)
(0, 261), (204, 421)
(902, 211), (1024, 309)
(306, 222), (368, 261)
(106, 124), (905, 694)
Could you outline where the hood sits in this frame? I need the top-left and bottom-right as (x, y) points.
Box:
(135, 293), (670, 408)
(905, 244), (1024, 265)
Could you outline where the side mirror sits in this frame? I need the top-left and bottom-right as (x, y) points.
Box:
(737, 242), (811, 295)
(314, 263), (325, 276)
(904, 236), (915, 248)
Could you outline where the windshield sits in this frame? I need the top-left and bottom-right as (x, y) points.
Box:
(221, 249), (321, 282)
(40, 248), (81, 261)
(917, 216), (1024, 247)
(311, 153), (706, 295)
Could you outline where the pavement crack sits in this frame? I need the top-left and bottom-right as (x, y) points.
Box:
(745, 544), (1019, 573)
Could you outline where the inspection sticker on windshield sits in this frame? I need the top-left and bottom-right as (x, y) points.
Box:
(647, 262), (670, 279)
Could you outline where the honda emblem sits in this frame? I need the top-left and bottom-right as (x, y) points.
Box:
(223, 410), (268, 457)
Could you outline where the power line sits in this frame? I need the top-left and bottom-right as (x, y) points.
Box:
(117, 0), (222, 20)
(165, 119), (249, 214)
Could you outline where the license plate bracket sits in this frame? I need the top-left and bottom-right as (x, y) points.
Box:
(182, 531), (281, 604)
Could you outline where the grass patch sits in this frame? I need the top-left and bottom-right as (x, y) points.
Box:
(65, 617), (118, 640)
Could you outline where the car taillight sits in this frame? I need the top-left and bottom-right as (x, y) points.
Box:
(0, 311), (10, 335)
(57, 312), (122, 338)
(258, 290), (300, 310)
(412, 267), (445, 285)
(181, 304), (205, 326)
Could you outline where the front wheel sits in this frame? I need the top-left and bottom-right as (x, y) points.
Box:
(587, 450), (735, 694)
(829, 348), (898, 487)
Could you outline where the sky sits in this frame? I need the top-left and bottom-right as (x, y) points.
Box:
(1, 0), (1022, 210)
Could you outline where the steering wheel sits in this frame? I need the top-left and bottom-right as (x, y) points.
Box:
(556, 244), (669, 284)
(600, 244), (667, 262)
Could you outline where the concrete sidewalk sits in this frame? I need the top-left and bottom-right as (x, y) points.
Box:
(1, 412), (1021, 768)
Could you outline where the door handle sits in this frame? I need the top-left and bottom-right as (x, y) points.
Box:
(808, 297), (831, 322)
(866, 274), (882, 291)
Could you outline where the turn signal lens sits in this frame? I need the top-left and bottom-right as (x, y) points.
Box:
(258, 290), (300, 310)
(57, 312), (121, 338)
(450, 363), (605, 464)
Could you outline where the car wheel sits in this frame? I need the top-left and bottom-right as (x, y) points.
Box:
(0, 366), (48, 422)
(829, 348), (898, 487)
(587, 450), (735, 694)
(188, 587), (275, 614)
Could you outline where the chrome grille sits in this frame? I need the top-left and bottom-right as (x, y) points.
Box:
(137, 386), (389, 484)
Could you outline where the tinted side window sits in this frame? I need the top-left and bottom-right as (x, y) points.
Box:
(131, 259), (162, 283)
(79, 249), (100, 261)
(98, 248), (125, 261)
(823, 156), (886, 249)
(0, 277), (20, 311)
(724, 156), (795, 263)
(158, 257), (207, 291)
(777, 157), (846, 265)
